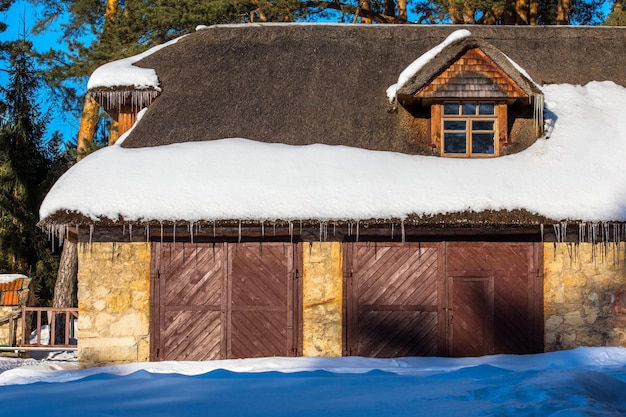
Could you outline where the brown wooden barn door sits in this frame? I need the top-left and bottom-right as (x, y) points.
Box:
(227, 242), (300, 358)
(344, 242), (444, 357)
(151, 242), (227, 361)
(444, 242), (543, 356)
(151, 242), (301, 361)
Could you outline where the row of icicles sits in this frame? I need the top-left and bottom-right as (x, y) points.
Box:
(46, 220), (626, 248)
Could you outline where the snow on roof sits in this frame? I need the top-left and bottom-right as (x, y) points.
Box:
(0, 274), (27, 284)
(87, 37), (182, 90)
(386, 29), (471, 102)
(40, 81), (626, 224)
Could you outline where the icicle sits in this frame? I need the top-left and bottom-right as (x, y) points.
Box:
(213, 221), (216, 238)
(273, 223), (276, 236)
(553, 224), (560, 243)
(289, 221), (293, 243)
(356, 221), (360, 242)
(261, 221), (265, 238)
(319, 221), (323, 242)
(391, 223), (395, 240)
(401, 219), (405, 243)
(123, 224), (126, 237)
(173, 221), (176, 243)
(238, 221), (242, 243)
(533, 93), (544, 136)
(89, 224), (94, 246)
(129, 223), (133, 242)
(333, 222), (336, 237)
(146, 224), (150, 244)
(561, 221), (567, 242)
(300, 220), (303, 235)
(160, 221), (164, 244)
(190, 221), (194, 244)
(540, 224), (544, 242)
(347, 222), (352, 237)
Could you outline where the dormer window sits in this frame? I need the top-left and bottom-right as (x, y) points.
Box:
(390, 31), (544, 159)
(442, 101), (497, 157)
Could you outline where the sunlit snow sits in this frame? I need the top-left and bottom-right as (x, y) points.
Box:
(87, 38), (181, 90)
(40, 81), (626, 224)
(386, 29), (471, 101)
(0, 347), (625, 416)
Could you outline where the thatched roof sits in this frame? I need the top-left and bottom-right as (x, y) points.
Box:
(40, 25), (626, 237)
(118, 24), (626, 152)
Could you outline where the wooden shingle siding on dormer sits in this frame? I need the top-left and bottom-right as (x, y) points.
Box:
(416, 49), (528, 100)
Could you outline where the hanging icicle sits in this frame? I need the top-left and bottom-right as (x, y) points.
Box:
(356, 221), (360, 242)
(401, 219), (405, 243)
(160, 221), (164, 244)
(533, 93), (544, 136)
(289, 221), (293, 243)
(238, 221), (242, 243)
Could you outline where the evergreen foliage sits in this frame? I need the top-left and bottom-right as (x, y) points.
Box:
(0, 38), (72, 305)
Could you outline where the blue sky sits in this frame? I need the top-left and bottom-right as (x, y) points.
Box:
(1, 0), (83, 143)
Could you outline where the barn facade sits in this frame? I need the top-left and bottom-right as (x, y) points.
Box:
(41, 24), (626, 365)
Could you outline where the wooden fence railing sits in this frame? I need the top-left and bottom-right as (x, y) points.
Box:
(21, 307), (78, 348)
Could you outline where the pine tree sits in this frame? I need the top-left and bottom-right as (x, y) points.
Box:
(0, 38), (63, 305)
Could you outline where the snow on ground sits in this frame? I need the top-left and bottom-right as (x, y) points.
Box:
(41, 82), (626, 224)
(0, 347), (625, 416)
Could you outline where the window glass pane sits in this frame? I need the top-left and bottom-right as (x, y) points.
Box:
(472, 133), (495, 154)
(461, 102), (476, 115)
(444, 133), (467, 154)
(472, 120), (494, 131)
(443, 103), (460, 115)
(478, 102), (495, 115)
(444, 120), (466, 131)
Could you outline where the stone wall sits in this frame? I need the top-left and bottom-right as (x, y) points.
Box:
(0, 306), (21, 346)
(77, 242), (151, 366)
(544, 242), (626, 351)
(302, 242), (343, 357)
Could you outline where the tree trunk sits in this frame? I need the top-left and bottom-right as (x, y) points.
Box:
(556, 0), (570, 24)
(76, 94), (99, 160)
(529, 0), (538, 24)
(397, 0), (407, 21)
(516, 0), (529, 24)
(52, 241), (78, 344)
(384, 0), (396, 19)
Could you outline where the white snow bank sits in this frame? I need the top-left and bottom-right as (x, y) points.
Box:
(0, 348), (625, 416)
(386, 29), (471, 101)
(87, 38), (182, 90)
(1, 346), (625, 386)
(40, 82), (626, 223)
(0, 274), (26, 284)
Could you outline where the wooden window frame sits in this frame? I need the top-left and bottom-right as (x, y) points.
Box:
(431, 101), (508, 158)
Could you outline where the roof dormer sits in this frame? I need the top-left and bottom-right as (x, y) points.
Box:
(390, 31), (544, 158)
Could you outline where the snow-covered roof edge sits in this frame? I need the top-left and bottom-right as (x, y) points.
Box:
(386, 29), (471, 102)
(87, 36), (184, 90)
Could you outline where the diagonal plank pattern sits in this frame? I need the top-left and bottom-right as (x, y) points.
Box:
(153, 242), (297, 361)
(347, 242), (441, 357)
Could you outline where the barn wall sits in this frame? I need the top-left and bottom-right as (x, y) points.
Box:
(544, 243), (626, 351)
(77, 242), (151, 366)
(302, 242), (343, 357)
